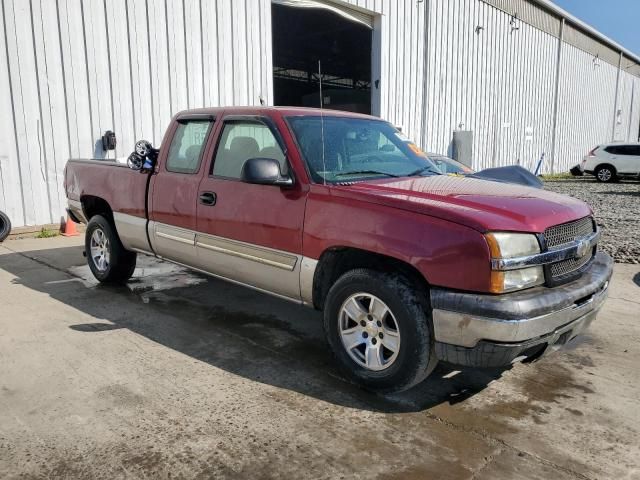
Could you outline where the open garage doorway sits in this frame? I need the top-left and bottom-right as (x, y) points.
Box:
(271, 2), (373, 114)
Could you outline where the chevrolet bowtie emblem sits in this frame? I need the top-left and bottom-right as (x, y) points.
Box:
(575, 238), (590, 259)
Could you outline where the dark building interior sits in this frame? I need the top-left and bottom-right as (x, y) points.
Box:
(271, 4), (372, 114)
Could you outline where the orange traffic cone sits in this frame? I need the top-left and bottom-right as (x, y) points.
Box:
(61, 215), (79, 237)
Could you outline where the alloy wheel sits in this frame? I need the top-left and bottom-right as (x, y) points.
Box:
(597, 168), (612, 182)
(90, 228), (110, 272)
(338, 293), (401, 371)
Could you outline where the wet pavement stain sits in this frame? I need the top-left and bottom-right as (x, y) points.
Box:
(385, 359), (601, 440)
(467, 362), (595, 429)
(516, 363), (595, 401)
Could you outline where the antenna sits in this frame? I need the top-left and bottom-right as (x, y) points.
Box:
(318, 60), (327, 186)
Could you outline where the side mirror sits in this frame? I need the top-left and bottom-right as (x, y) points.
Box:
(241, 158), (293, 187)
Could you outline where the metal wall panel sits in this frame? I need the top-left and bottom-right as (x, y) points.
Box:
(616, 71), (640, 142)
(554, 44), (619, 168)
(422, 0), (640, 173)
(0, 0), (274, 228)
(423, 0), (558, 172)
(1, 0), (639, 228)
(481, 0), (561, 37)
(563, 23), (621, 70)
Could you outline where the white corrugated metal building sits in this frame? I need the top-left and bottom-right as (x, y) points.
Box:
(1, 0), (639, 229)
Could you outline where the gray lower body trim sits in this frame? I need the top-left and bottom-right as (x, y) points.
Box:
(113, 212), (150, 252)
(196, 235), (298, 272)
(300, 257), (318, 306)
(110, 215), (320, 305)
(147, 220), (313, 302)
(154, 256), (304, 305)
(68, 199), (87, 224)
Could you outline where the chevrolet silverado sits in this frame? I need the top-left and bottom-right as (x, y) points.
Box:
(64, 107), (612, 392)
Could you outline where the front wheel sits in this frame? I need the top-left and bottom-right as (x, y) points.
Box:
(323, 269), (437, 393)
(85, 215), (136, 284)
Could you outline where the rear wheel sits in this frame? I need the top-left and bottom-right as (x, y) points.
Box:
(595, 165), (616, 183)
(85, 215), (136, 284)
(323, 269), (437, 393)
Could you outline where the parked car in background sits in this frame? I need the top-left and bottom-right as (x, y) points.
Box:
(65, 106), (612, 393)
(427, 153), (474, 175)
(581, 142), (640, 182)
(427, 153), (543, 189)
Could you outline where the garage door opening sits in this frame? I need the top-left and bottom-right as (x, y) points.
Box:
(271, 2), (373, 114)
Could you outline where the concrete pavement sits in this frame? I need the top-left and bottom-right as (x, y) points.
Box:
(0, 236), (639, 479)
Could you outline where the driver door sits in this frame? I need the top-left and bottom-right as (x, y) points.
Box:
(195, 115), (308, 300)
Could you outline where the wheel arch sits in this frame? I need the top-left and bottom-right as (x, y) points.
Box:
(81, 195), (114, 225)
(595, 163), (617, 174)
(311, 246), (430, 311)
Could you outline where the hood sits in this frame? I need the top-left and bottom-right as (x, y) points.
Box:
(336, 175), (591, 233)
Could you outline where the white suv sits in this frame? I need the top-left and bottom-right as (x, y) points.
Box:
(581, 143), (640, 182)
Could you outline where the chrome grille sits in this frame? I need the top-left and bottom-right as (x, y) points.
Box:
(544, 216), (596, 280)
(544, 216), (595, 248)
(550, 252), (592, 278)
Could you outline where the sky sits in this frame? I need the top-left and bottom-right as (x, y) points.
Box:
(552, 0), (640, 57)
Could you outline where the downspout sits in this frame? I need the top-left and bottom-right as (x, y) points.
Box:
(549, 18), (564, 174)
(612, 51), (623, 141)
(419, 0), (430, 148)
(627, 80), (635, 141)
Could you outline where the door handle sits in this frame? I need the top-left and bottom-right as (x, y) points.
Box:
(199, 192), (217, 206)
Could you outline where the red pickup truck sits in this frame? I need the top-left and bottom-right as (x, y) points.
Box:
(64, 107), (612, 392)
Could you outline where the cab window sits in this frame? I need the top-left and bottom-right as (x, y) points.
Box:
(166, 120), (212, 174)
(212, 122), (287, 179)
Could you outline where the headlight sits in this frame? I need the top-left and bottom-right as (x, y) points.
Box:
(485, 233), (545, 293)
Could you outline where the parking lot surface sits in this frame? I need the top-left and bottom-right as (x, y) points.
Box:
(1, 236), (639, 479)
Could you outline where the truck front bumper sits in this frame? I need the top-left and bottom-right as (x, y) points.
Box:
(431, 252), (613, 368)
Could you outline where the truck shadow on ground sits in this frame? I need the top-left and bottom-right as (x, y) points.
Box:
(1, 246), (509, 414)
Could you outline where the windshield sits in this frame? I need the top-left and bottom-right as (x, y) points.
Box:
(286, 116), (441, 183)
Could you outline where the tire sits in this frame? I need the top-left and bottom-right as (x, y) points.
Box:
(0, 210), (10, 242)
(595, 165), (617, 183)
(323, 269), (438, 393)
(85, 215), (136, 284)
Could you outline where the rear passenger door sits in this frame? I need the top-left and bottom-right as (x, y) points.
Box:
(195, 115), (307, 300)
(618, 145), (640, 174)
(150, 115), (216, 266)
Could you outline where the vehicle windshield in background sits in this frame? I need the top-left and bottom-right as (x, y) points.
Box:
(428, 155), (474, 175)
(286, 116), (441, 183)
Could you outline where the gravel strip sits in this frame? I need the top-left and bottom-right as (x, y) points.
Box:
(544, 177), (640, 264)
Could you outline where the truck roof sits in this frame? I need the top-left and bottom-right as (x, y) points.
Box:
(174, 106), (378, 120)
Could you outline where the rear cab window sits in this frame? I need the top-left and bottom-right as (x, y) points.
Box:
(166, 120), (213, 174)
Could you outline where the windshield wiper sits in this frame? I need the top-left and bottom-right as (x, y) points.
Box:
(406, 166), (443, 177)
(334, 170), (400, 178)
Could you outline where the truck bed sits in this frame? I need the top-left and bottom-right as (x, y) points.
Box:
(65, 159), (150, 222)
